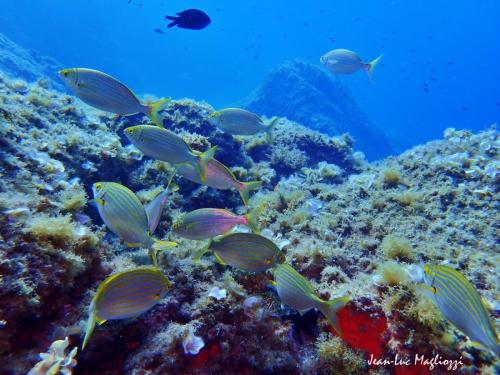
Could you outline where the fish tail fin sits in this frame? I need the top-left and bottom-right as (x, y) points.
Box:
(82, 312), (97, 350)
(245, 204), (264, 233)
(193, 244), (211, 261)
(317, 296), (350, 335)
(365, 54), (383, 81)
(151, 239), (178, 267)
(197, 145), (217, 183)
(239, 181), (262, 206)
(147, 98), (171, 127)
(166, 16), (178, 28)
(265, 117), (279, 144)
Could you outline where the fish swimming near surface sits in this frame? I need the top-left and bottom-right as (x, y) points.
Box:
(177, 157), (261, 206)
(124, 125), (217, 183)
(166, 9), (211, 30)
(422, 264), (500, 357)
(58, 68), (169, 127)
(92, 182), (177, 266)
(320, 49), (383, 80)
(194, 233), (285, 272)
(154, 28), (165, 34)
(172, 206), (262, 240)
(271, 264), (349, 335)
(82, 267), (171, 349)
(210, 108), (279, 143)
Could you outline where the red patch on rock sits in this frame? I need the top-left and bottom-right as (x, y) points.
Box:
(189, 343), (220, 368)
(335, 305), (387, 358)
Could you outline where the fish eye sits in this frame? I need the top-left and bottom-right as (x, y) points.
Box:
(61, 70), (69, 77)
(95, 183), (102, 190)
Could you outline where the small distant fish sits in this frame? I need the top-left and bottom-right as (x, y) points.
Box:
(195, 233), (285, 272)
(154, 28), (165, 34)
(209, 108), (278, 143)
(58, 68), (169, 127)
(320, 49), (383, 80)
(166, 9), (211, 30)
(177, 158), (261, 205)
(82, 267), (171, 349)
(271, 264), (349, 334)
(423, 264), (500, 357)
(92, 182), (177, 266)
(172, 206), (261, 240)
(124, 125), (217, 183)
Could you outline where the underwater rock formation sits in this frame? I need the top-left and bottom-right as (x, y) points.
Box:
(243, 60), (393, 160)
(0, 54), (499, 373)
(0, 32), (63, 90)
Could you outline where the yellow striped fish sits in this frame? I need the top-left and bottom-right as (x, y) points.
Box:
(82, 267), (171, 349)
(172, 206), (261, 240)
(320, 49), (383, 80)
(177, 157), (261, 206)
(124, 125), (217, 183)
(58, 68), (169, 127)
(272, 264), (349, 334)
(92, 182), (176, 266)
(423, 264), (500, 357)
(209, 108), (278, 143)
(194, 233), (285, 272)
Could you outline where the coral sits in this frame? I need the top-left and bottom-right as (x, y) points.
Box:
(380, 235), (415, 262)
(182, 331), (205, 355)
(24, 214), (97, 248)
(381, 168), (402, 187)
(406, 295), (444, 331)
(394, 190), (421, 207)
(316, 333), (367, 374)
(27, 337), (77, 375)
(376, 261), (409, 286)
(57, 184), (88, 211)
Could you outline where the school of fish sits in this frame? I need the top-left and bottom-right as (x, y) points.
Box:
(59, 67), (499, 358)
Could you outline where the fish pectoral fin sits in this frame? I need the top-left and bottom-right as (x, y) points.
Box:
(414, 284), (437, 300)
(214, 253), (226, 265)
(96, 318), (107, 326)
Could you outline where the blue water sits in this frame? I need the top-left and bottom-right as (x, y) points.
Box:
(1, 0), (499, 151)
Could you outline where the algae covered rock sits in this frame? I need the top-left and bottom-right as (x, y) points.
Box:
(243, 60), (393, 160)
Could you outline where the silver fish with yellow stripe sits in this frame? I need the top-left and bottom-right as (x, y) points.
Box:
(210, 108), (278, 143)
(271, 264), (349, 335)
(423, 264), (500, 357)
(320, 49), (383, 80)
(58, 68), (169, 127)
(177, 157), (261, 206)
(92, 182), (176, 266)
(124, 125), (217, 183)
(82, 267), (171, 349)
(194, 233), (285, 272)
(172, 206), (261, 240)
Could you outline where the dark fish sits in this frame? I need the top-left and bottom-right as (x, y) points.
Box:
(154, 28), (165, 34)
(165, 9), (211, 30)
